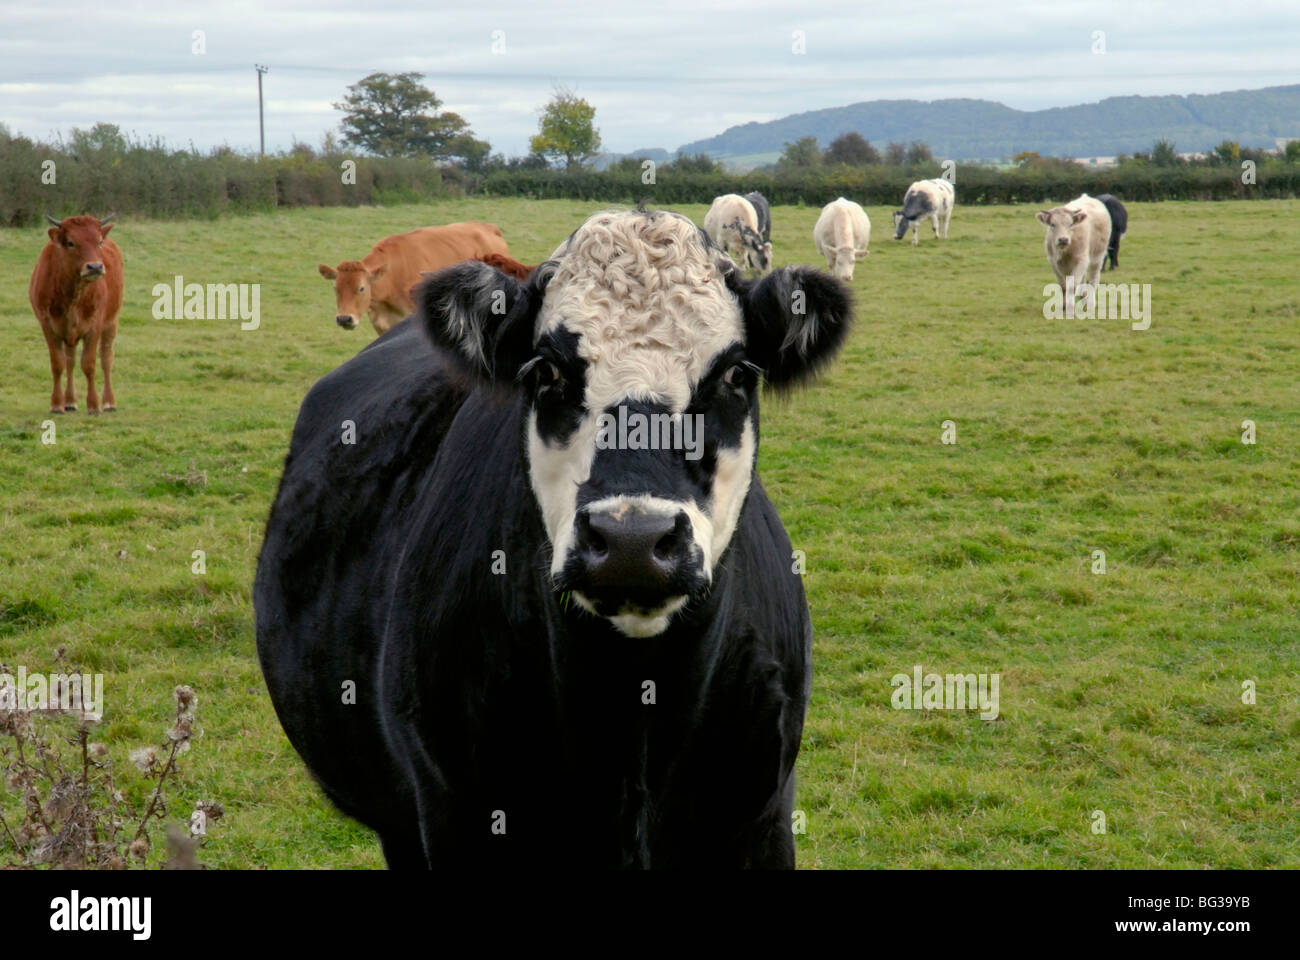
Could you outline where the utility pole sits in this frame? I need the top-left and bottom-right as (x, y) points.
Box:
(255, 64), (269, 156)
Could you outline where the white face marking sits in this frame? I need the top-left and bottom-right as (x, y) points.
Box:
(523, 211), (761, 636)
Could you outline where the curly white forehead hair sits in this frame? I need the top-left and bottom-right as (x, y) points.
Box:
(539, 209), (745, 413)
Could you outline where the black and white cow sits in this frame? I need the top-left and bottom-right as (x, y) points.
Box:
(254, 208), (852, 869)
(1095, 194), (1128, 271)
(892, 178), (955, 245)
(744, 191), (772, 246)
(704, 194), (772, 274)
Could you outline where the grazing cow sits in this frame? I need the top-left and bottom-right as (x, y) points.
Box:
(703, 194), (771, 273)
(1095, 194), (1128, 271)
(813, 198), (870, 281)
(743, 191), (772, 246)
(1037, 193), (1112, 314)
(318, 222), (510, 335)
(476, 252), (536, 280)
(29, 215), (124, 414)
(892, 178), (954, 245)
(255, 208), (852, 869)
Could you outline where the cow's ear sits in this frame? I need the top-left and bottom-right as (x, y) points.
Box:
(100, 224), (112, 239)
(318, 264), (337, 280)
(48, 228), (61, 244)
(417, 259), (542, 383)
(1070, 211), (1087, 225)
(738, 266), (852, 391)
(1036, 211), (1052, 225)
(370, 263), (389, 280)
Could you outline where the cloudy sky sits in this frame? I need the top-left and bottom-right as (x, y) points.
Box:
(2, 0), (1296, 156)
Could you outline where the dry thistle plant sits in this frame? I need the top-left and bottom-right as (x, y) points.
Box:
(0, 656), (220, 869)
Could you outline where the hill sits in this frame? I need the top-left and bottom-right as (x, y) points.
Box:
(676, 85), (1300, 162)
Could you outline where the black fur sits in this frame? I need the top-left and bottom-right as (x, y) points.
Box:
(744, 191), (772, 243)
(1096, 194), (1128, 271)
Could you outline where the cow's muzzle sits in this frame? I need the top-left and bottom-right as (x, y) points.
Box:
(336, 315), (358, 329)
(82, 262), (104, 277)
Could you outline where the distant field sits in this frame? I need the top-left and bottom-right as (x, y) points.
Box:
(1, 197), (1297, 869)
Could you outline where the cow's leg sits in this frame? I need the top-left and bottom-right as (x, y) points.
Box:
(100, 330), (117, 411)
(43, 334), (67, 413)
(943, 206), (952, 238)
(932, 213), (940, 238)
(62, 341), (78, 411)
(80, 333), (101, 414)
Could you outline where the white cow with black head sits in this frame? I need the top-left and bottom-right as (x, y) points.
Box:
(703, 194), (772, 274)
(892, 178), (955, 245)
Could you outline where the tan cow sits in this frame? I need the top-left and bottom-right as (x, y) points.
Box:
(1037, 194), (1112, 315)
(813, 198), (871, 281)
(319, 222), (510, 334)
(29, 215), (124, 414)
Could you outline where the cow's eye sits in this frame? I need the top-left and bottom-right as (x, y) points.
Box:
(357, 285), (365, 293)
(65, 240), (75, 248)
(722, 363), (756, 390)
(535, 361), (563, 390)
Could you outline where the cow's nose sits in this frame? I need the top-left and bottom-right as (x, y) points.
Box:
(336, 315), (355, 328)
(84, 262), (104, 275)
(1056, 237), (1070, 247)
(574, 508), (690, 594)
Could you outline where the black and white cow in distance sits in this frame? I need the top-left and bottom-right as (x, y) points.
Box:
(1095, 193), (1128, 271)
(744, 191), (772, 246)
(704, 193), (772, 274)
(254, 208), (852, 869)
(892, 178), (954, 245)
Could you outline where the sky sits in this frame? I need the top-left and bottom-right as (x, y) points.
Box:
(2, 0), (1297, 157)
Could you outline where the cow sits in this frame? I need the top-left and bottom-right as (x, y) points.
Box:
(703, 194), (771, 274)
(1037, 193), (1112, 315)
(476, 252), (536, 280)
(255, 208), (853, 869)
(318, 222), (510, 335)
(813, 198), (870, 282)
(29, 215), (124, 414)
(743, 190), (772, 247)
(1095, 194), (1128, 271)
(892, 178), (954, 245)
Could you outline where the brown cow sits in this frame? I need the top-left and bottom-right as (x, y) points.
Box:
(476, 253), (537, 280)
(318, 222), (510, 335)
(29, 215), (124, 414)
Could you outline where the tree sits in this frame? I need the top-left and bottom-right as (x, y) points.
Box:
(885, 141), (907, 165)
(1287, 139), (1300, 164)
(668, 152), (719, 174)
(334, 72), (489, 162)
(824, 132), (879, 166)
(1151, 138), (1179, 167)
(530, 87), (602, 170)
(779, 137), (821, 169)
(905, 141), (933, 165)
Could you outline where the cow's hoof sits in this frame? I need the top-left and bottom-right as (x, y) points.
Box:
(88, 409), (101, 416)
(104, 406), (117, 413)
(50, 408), (64, 415)
(63, 404), (77, 412)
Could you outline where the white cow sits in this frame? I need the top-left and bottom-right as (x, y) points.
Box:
(892, 178), (954, 245)
(1036, 193), (1112, 315)
(703, 194), (771, 273)
(813, 198), (870, 281)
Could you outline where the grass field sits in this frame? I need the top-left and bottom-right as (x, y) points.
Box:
(1, 197), (1297, 869)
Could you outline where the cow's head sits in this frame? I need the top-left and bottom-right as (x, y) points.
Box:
(1037, 207), (1087, 250)
(318, 260), (389, 329)
(46, 215), (113, 280)
(419, 209), (851, 637)
(737, 222), (773, 274)
(891, 211), (909, 239)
